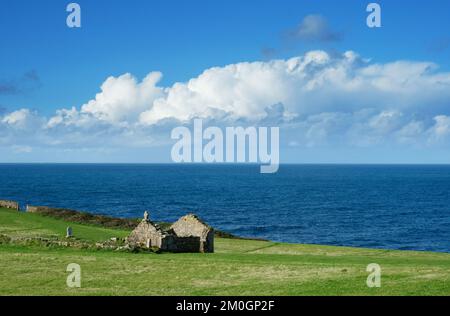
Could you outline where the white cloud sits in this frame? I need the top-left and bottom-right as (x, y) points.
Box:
(395, 120), (426, 145)
(3, 109), (33, 126)
(2, 50), (450, 159)
(81, 72), (164, 123)
(1, 109), (43, 130)
(137, 51), (450, 126)
(429, 115), (450, 142)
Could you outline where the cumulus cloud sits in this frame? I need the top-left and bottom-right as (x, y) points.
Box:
(81, 72), (164, 123)
(2, 109), (43, 130)
(2, 50), (450, 160)
(136, 50), (450, 133)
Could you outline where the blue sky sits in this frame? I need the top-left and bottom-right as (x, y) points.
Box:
(1, 0), (449, 114)
(1, 0), (450, 163)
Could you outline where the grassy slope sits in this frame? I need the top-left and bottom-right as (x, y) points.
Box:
(0, 207), (449, 296)
(0, 207), (130, 241)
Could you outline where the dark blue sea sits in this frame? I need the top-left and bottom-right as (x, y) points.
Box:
(0, 164), (449, 253)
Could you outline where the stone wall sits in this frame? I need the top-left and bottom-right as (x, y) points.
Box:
(26, 205), (61, 213)
(171, 214), (214, 253)
(26, 205), (41, 213)
(0, 200), (19, 211)
(161, 235), (202, 253)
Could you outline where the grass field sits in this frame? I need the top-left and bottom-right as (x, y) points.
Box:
(0, 207), (449, 296)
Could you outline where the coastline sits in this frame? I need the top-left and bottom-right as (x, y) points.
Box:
(1, 206), (449, 295)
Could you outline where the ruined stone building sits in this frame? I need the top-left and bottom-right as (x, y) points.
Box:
(170, 214), (214, 253)
(127, 212), (214, 253)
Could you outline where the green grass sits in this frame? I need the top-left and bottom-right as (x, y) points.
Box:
(0, 207), (130, 242)
(0, 207), (449, 296)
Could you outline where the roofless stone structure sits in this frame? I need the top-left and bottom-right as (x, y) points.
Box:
(171, 214), (214, 253)
(126, 212), (214, 253)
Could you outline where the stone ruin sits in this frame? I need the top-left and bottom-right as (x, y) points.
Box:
(171, 214), (214, 253)
(1, 199), (215, 253)
(0, 200), (19, 211)
(126, 212), (214, 253)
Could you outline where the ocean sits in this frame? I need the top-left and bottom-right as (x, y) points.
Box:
(0, 164), (449, 253)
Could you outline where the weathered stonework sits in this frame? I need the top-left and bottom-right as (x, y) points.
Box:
(161, 235), (202, 253)
(127, 213), (214, 253)
(0, 200), (19, 211)
(26, 205), (41, 213)
(171, 214), (214, 253)
(126, 219), (165, 248)
(26, 205), (61, 213)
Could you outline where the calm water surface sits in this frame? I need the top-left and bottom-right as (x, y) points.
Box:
(0, 164), (449, 252)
